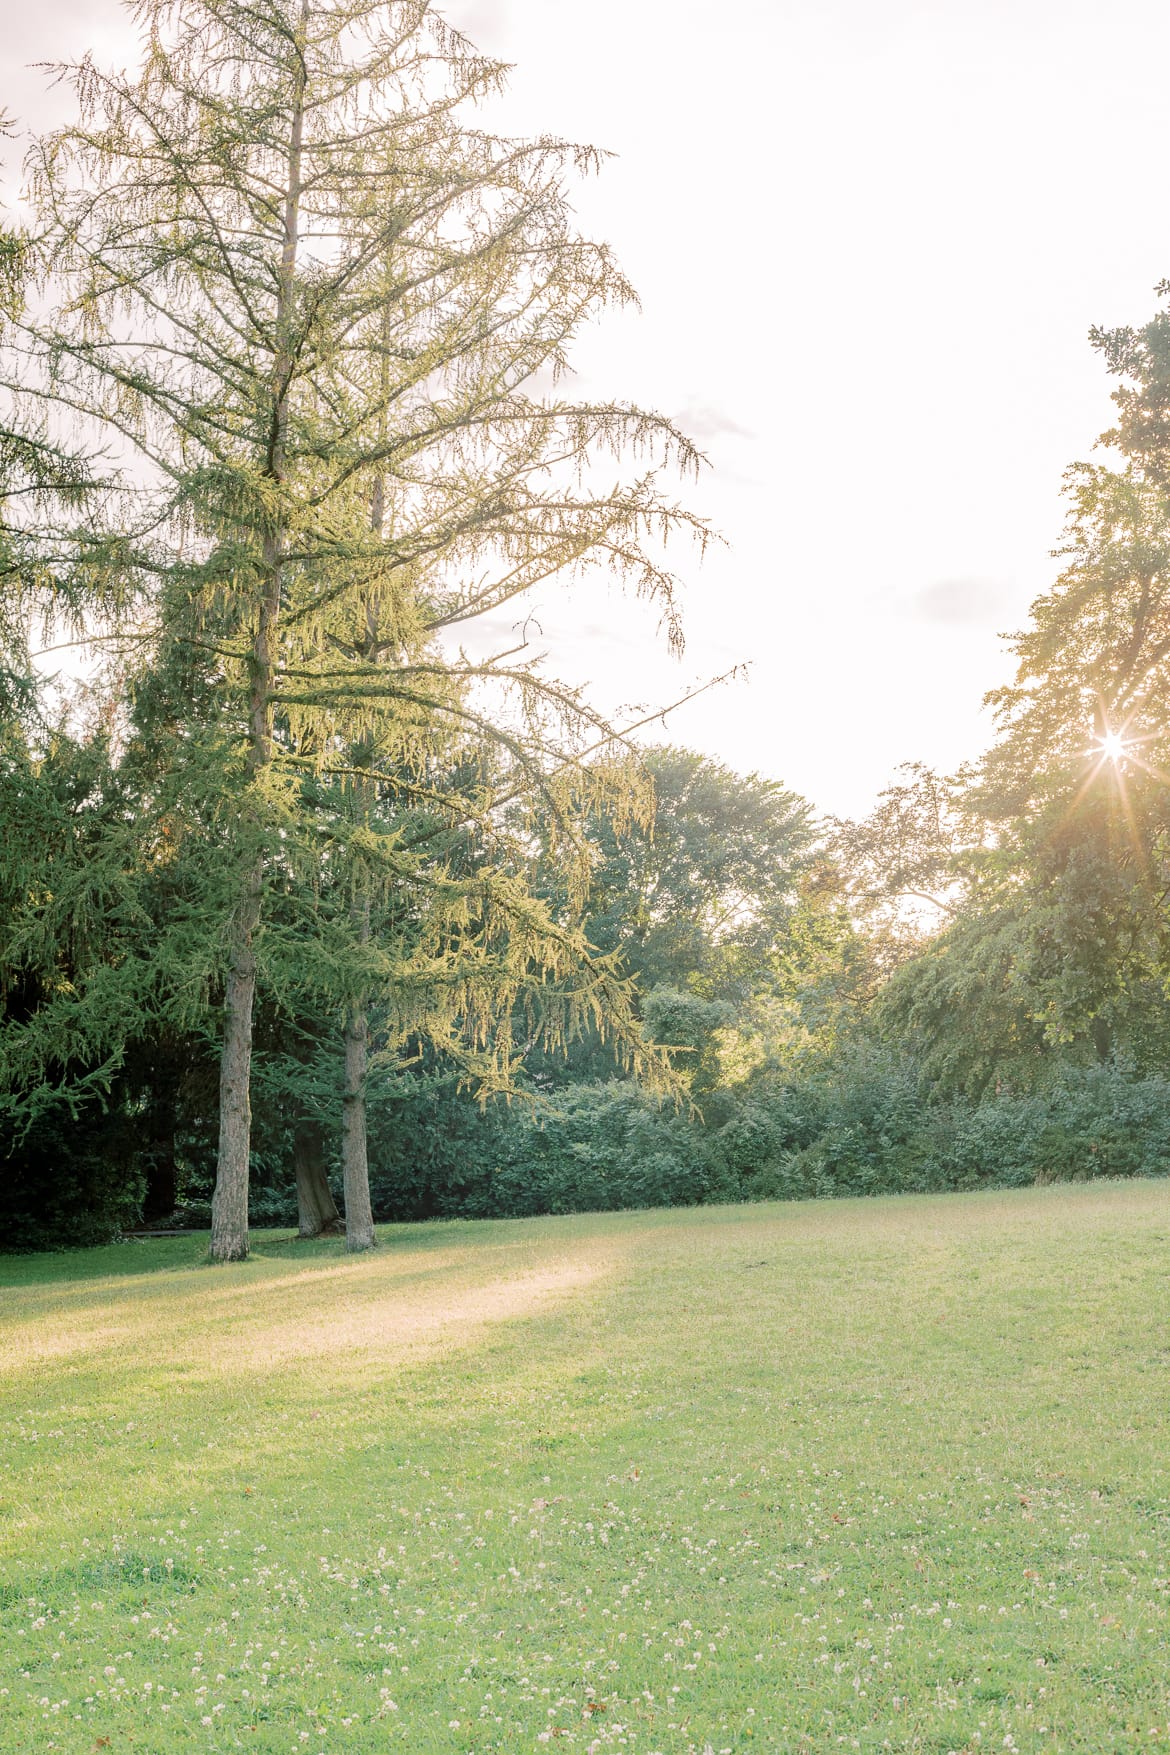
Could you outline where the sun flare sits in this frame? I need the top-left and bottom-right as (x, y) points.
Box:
(1100, 729), (1128, 761)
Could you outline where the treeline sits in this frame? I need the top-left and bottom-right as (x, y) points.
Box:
(6, 3), (1170, 1251)
(9, 699), (1170, 1247)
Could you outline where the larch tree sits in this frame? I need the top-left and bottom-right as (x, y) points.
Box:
(12, 0), (706, 1259)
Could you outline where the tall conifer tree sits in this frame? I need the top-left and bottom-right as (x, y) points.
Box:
(14, 0), (705, 1258)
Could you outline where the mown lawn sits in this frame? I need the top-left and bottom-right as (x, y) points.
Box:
(1, 1182), (1168, 1754)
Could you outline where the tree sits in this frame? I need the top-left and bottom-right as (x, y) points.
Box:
(518, 746), (828, 1099)
(875, 288), (1170, 1093)
(562, 746), (815, 999)
(14, 0), (706, 1259)
(828, 763), (975, 964)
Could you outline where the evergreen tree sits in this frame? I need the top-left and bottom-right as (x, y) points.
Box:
(13, 0), (706, 1259)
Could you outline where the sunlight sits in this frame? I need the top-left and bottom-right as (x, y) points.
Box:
(1087, 722), (1139, 768)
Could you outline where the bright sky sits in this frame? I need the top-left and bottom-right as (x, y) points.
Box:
(6, 0), (1170, 816)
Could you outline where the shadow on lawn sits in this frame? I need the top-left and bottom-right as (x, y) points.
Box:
(0, 1210), (642, 1289)
(0, 1228), (375, 1287)
(0, 1233), (218, 1287)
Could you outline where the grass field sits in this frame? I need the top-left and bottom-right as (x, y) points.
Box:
(1, 1183), (1168, 1754)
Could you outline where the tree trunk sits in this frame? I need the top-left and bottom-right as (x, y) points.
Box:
(208, 22), (306, 1264)
(341, 998), (376, 1252)
(337, 398), (388, 1257)
(342, 891), (376, 1251)
(211, 870), (261, 1261)
(294, 1116), (341, 1237)
(142, 1144), (178, 1223)
(1091, 1015), (1113, 1063)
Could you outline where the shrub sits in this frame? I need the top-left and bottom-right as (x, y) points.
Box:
(365, 1078), (716, 1221)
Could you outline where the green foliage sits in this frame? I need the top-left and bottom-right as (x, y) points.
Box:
(728, 1055), (1170, 1203)
(949, 1065), (1170, 1185)
(774, 1049), (936, 1198)
(525, 745), (836, 1094)
(365, 1077), (717, 1220)
(565, 745), (815, 1001)
(0, 1100), (145, 1249)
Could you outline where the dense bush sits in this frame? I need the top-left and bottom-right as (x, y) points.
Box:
(352, 1056), (1170, 1227)
(942, 1066), (1170, 1187)
(774, 1052), (938, 1198)
(365, 1078), (720, 1221)
(157, 1057), (1170, 1238)
(717, 1056), (1170, 1202)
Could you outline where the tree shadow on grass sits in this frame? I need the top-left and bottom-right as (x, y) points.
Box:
(0, 1228), (375, 1287)
(0, 1233), (218, 1287)
(0, 1210), (637, 1288)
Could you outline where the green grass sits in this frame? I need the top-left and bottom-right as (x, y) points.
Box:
(1, 1182), (1169, 1754)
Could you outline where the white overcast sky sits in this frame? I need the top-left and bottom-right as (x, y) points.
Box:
(5, 0), (1169, 816)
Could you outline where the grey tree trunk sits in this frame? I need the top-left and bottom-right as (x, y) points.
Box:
(341, 887), (376, 1250)
(294, 1116), (341, 1237)
(211, 871), (261, 1261)
(337, 408), (388, 1257)
(208, 25), (306, 1263)
(341, 1000), (376, 1251)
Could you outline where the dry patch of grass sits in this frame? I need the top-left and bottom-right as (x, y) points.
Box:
(0, 1236), (616, 1379)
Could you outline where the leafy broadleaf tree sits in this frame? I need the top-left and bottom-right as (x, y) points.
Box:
(520, 746), (824, 1098)
(877, 290), (1170, 1092)
(828, 762), (975, 969)
(577, 746), (816, 1002)
(13, 0), (706, 1259)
